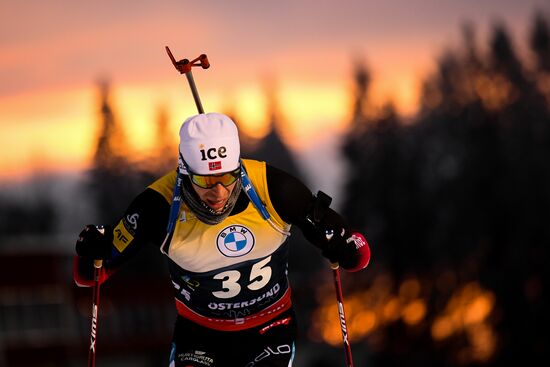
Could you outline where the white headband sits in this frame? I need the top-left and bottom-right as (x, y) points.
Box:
(179, 113), (240, 175)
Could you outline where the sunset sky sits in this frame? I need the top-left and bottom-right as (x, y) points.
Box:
(1, 0), (548, 182)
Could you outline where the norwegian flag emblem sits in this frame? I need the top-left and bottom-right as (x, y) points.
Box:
(209, 161), (222, 171)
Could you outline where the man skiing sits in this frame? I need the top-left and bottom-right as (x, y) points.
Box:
(75, 112), (370, 367)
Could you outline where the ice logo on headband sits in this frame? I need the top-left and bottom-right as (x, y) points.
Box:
(199, 145), (228, 161)
(216, 225), (255, 257)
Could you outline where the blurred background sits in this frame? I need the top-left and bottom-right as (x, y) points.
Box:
(1, 1), (549, 366)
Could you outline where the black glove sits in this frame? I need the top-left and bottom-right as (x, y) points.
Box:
(75, 224), (113, 260)
(322, 230), (371, 272)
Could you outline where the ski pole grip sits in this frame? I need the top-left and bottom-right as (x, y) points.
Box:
(94, 226), (105, 268)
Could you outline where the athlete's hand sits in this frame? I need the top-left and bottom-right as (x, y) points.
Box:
(75, 224), (113, 260)
(322, 231), (370, 272)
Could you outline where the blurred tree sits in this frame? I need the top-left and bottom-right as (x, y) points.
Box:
(339, 14), (550, 367)
(342, 58), (407, 269)
(140, 104), (178, 176)
(93, 79), (128, 170)
(350, 55), (371, 128)
(249, 76), (303, 178)
(531, 11), (550, 107)
(88, 79), (154, 224)
(530, 12), (550, 72)
(483, 19), (550, 366)
(156, 105), (178, 171)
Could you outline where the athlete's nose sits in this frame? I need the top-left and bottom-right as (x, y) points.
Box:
(209, 183), (227, 196)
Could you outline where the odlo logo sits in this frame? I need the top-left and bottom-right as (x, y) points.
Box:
(200, 146), (227, 160)
(216, 225), (255, 257)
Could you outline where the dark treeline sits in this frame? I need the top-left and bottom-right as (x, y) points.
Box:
(342, 13), (550, 367)
(1, 11), (549, 367)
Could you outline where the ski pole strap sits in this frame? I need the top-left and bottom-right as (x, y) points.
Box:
(160, 170), (183, 255)
(167, 171), (184, 234)
(240, 161), (291, 237)
(240, 162), (271, 220)
(161, 160), (289, 255)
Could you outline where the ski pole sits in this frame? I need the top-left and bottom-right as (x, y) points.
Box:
(87, 225), (105, 367)
(165, 46), (210, 114)
(312, 192), (355, 366)
(331, 262), (354, 367)
(88, 259), (103, 367)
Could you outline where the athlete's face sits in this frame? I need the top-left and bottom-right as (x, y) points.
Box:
(192, 181), (237, 213)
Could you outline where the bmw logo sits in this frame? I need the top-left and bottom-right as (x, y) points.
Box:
(216, 225), (255, 257)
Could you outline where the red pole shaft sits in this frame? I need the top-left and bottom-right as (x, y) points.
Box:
(88, 260), (103, 367)
(332, 264), (354, 367)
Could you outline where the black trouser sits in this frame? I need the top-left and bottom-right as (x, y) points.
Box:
(169, 308), (297, 367)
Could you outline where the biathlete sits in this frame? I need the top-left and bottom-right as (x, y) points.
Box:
(74, 112), (370, 366)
